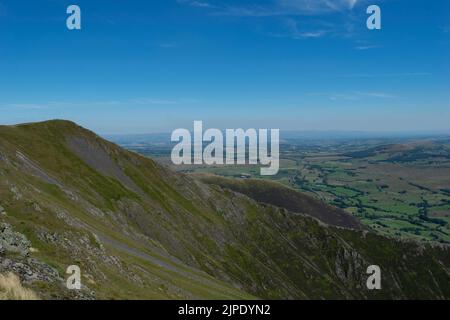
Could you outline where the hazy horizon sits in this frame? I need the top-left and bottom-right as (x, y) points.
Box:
(2, 118), (450, 138)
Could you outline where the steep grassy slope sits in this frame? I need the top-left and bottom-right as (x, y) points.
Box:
(0, 120), (449, 299)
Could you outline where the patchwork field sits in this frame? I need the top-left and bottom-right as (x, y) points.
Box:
(115, 135), (450, 244)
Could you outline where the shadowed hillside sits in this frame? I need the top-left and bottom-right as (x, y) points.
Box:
(194, 174), (363, 230)
(0, 120), (449, 299)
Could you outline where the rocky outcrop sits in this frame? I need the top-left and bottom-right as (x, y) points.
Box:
(0, 258), (58, 283)
(0, 224), (96, 300)
(0, 223), (31, 256)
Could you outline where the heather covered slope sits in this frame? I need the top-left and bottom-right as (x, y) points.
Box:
(0, 120), (449, 299)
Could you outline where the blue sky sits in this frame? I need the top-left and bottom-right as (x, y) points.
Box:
(0, 0), (449, 134)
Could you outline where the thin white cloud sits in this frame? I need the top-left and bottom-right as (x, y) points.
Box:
(177, 0), (366, 40)
(131, 98), (179, 105)
(158, 42), (180, 48)
(359, 91), (396, 99)
(0, 104), (49, 110)
(328, 72), (432, 79)
(191, 1), (214, 8)
(354, 45), (379, 50)
(307, 91), (396, 101)
(278, 0), (360, 14)
(269, 18), (328, 39)
(177, 0), (215, 9)
(178, 0), (361, 17)
(348, 0), (358, 9)
(0, 98), (198, 110)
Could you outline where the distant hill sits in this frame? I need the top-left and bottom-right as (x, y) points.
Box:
(0, 120), (449, 299)
(343, 140), (450, 163)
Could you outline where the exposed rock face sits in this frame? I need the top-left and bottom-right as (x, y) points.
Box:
(0, 257), (58, 283)
(0, 223), (31, 257)
(65, 136), (144, 196)
(0, 256), (96, 300)
(0, 205), (5, 215)
(0, 223), (96, 300)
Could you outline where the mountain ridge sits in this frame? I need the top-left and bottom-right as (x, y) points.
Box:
(0, 120), (449, 299)
(193, 173), (364, 230)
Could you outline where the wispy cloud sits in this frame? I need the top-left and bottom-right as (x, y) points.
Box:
(178, 0), (362, 17)
(354, 44), (379, 50)
(177, 0), (215, 9)
(308, 91), (396, 101)
(328, 72), (432, 79)
(0, 103), (49, 110)
(158, 42), (180, 48)
(130, 98), (179, 105)
(268, 18), (328, 39)
(177, 0), (367, 41)
(276, 0), (360, 15)
(0, 97), (198, 110)
(360, 92), (396, 99)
